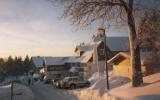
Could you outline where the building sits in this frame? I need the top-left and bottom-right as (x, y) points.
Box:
(107, 52), (160, 80)
(32, 28), (130, 79)
(32, 56), (89, 80)
(31, 56), (45, 74)
(43, 57), (70, 80)
(74, 28), (129, 75)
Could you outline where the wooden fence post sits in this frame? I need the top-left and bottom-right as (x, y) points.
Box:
(10, 82), (13, 100)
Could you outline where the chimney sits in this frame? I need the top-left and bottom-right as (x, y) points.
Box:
(97, 27), (105, 36)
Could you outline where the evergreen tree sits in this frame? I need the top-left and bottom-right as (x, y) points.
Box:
(29, 58), (36, 71)
(5, 56), (15, 76)
(17, 56), (23, 75)
(0, 58), (5, 81)
(23, 55), (30, 73)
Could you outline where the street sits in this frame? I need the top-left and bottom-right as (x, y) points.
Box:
(30, 82), (77, 100)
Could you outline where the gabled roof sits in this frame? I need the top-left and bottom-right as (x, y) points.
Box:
(66, 56), (79, 63)
(76, 50), (93, 63)
(107, 52), (130, 64)
(107, 52), (148, 65)
(31, 56), (44, 68)
(106, 37), (129, 52)
(44, 57), (68, 66)
(75, 37), (129, 53)
(75, 44), (93, 52)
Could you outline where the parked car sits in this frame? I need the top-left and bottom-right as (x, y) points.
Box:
(59, 76), (90, 89)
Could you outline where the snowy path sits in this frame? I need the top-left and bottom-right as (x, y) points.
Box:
(30, 82), (77, 100)
(0, 83), (34, 100)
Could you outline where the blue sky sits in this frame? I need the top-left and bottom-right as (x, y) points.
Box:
(0, 0), (128, 58)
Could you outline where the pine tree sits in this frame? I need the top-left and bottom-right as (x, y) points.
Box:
(0, 58), (5, 81)
(23, 55), (30, 73)
(6, 56), (14, 76)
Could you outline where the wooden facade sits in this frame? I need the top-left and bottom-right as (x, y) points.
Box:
(108, 52), (160, 80)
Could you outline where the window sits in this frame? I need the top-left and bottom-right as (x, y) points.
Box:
(100, 49), (105, 55)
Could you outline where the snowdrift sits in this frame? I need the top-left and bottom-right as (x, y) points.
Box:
(69, 72), (160, 100)
(70, 72), (130, 100)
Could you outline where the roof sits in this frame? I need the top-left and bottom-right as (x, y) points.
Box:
(107, 52), (130, 64)
(106, 37), (129, 52)
(75, 37), (129, 53)
(75, 44), (93, 52)
(107, 52), (148, 65)
(76, 50), (93, 63)
(66, 56), (79, 63)
(31, 56), (44, 68)
(44, 57), (68, 66)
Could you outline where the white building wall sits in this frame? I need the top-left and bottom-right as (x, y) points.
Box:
(97, 61), (105, 74)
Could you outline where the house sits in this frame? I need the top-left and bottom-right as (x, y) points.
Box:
(31, 56), (44, 73)
(65, 51), (94, 79)
(31, 55), (90, 80)
(75, 50), (94, 78)
(43, 57), (70, 80)
(74, 28), (129, 75)
(107, 52), (160, 80)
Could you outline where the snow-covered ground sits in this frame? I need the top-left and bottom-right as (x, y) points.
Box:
(68, 72), (160, 100)
(68, 72), (130, 100)
(0, 83), (34, 100)
(30, 82), (77, 100)
(109, 73), (160, 100)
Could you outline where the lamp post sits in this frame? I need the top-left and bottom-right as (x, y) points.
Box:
(104, 33), (109, 90)
(97, 28), (110, 89)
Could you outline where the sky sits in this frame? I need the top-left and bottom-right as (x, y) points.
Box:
(0, 0), (128, 58)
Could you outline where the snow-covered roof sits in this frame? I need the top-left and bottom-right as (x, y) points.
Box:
(107, 52), (148, 65)
(31, 56), (44, 68)
(66, 56), (79, 63)
(75, 44), (93, 52)
(107, 52), (130, 64)
(44, 57), (68, 66)
(76, 50), (93, 63)
(106, 37), (129, 52)
(75, 37), (129, 53)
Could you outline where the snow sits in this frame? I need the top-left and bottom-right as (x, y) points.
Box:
(0, 83), (34, 100)
(69, 72), (130, 100)
(40, 68), (45, 73)
(32, 56), (44, 68)
(109, 73), (160, 100)
(66, 56), (79, 63)
(44, 57), (68, 65)
(76, 44), (93, 52)
(69, 72), (160, 100)
(77, 50), (93, 63)
(92, 36), (129, 52)
(106, 37), (129, 52)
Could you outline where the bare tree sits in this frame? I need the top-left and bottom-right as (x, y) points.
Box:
(138, 10), (160, 49)
(52, 0), (159, 87)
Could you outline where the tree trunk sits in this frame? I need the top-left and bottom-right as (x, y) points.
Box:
(127, 0), (143, 87)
